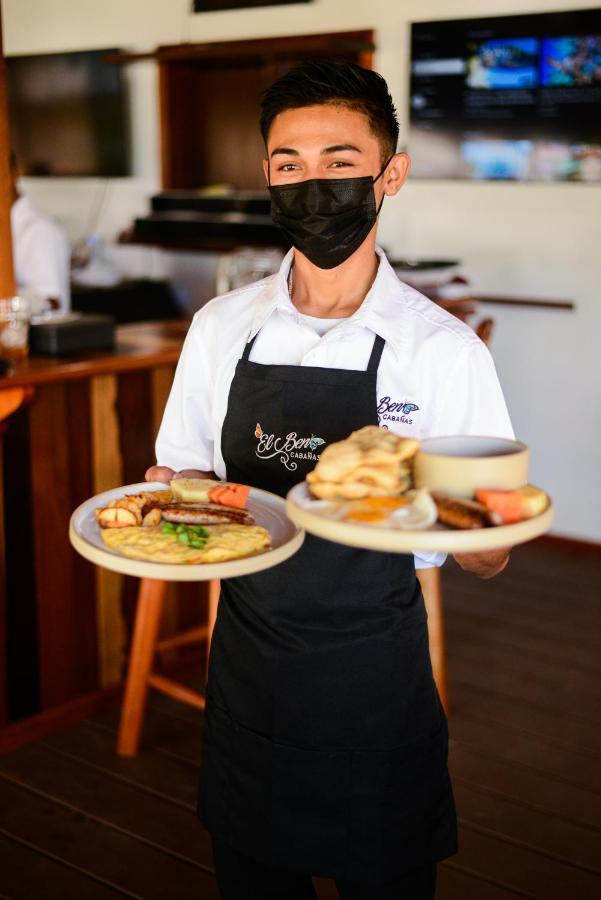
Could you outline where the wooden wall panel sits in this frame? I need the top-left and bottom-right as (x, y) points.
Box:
(90, 374), (126, 687)
(29, 383), (98, 709)
(116, 370), (156, 638)
(0, 432), (7, 726)
(3, 404), (39, 720)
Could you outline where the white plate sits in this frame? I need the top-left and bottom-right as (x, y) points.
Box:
(70, 482), (305, 581)
(286, 482), (554, 554)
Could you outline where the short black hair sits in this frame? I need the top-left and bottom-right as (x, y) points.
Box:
(260, 58), (399, 162)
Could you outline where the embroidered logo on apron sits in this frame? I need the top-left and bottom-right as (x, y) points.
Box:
(255, 423), (325, 471)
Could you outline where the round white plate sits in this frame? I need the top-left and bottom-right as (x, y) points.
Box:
(286, 482), (554, 554)
(70, 482), (305, 581)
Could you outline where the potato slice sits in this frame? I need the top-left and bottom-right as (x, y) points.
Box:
(97, 507), (138, 528)
(142, 507), (162, 527)
(113, 498), (143, 524)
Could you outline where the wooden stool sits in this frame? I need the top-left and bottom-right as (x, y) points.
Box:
(117, 578), (220, 756)
(416, 567), (449, 715)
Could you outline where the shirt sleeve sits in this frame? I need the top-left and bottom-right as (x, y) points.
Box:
(413, 339), (513, 570)
(431, 339), (514, 439)
(155, 310), (216, 472)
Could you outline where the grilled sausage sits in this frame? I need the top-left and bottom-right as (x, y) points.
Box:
(431, 493), (501, 529)
(161, 504), (255, 526)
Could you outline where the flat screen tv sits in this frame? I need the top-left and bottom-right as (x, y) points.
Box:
(6, 49), (130, 177)
(409, 8), (601, 182)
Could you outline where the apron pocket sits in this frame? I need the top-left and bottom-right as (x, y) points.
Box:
(348, 720), (457, 880)
(199, 702), (351, 875)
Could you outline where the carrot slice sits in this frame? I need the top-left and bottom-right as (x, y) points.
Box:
(475, 489), (523, 524)
(208, 483), (250, 509)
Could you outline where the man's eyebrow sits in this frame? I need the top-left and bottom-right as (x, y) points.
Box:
(270, 147), (300, 158)
(321, 144), (362, 154)
(269, 143), (362, 158)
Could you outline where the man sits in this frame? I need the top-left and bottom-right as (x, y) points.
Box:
(10, 152), (71, 312)
(147, 60), (512, 899)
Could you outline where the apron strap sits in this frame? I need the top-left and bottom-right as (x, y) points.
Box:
(241, 331), (259, 361)
(366, 334), (386, 373)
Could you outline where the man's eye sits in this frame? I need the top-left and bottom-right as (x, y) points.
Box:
(330, 161), (352, 168)
(278, 163), (299, 172)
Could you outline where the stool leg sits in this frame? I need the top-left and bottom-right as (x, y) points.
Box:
(205, 579), (220, 681)
(417, 567), (450, 716)
(117, 578), (166, 757)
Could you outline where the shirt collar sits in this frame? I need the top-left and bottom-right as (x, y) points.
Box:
(249, 246), (412, 356)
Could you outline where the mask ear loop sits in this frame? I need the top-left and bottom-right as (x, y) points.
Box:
(373, 154), (395, 216)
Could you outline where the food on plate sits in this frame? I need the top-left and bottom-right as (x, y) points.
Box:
(300, 426), (549, 534)
(170, 478), (220, 503)
(208, 483), (251, 509)
(475, 485), (548, 524)
(340, 489), (437, 530)
(95, 484), (269, 565)
(101, 522), (271, 565)
(161, 503), (255, 526)
(170, 478), (251, 509)
(95, 490), (172, 528)
(431, 493), (502, 530)
(307, 426), (419, 500)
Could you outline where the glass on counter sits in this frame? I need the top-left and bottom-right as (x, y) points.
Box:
(0, 295), (31, 362)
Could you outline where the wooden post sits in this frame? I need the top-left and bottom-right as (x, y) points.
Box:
(0, 1), (15, 729)
(0, 4), (16, 300)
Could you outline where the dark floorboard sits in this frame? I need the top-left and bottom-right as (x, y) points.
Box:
(0, 540), (600, 899)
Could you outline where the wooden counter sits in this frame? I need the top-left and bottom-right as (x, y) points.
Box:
(0, 320), (203, 744)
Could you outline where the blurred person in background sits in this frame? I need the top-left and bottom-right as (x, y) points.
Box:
(9, 151), (71, 312)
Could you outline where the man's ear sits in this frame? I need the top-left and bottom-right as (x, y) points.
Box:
(384, 152), (411, 197)
(262, 158), (270, 185)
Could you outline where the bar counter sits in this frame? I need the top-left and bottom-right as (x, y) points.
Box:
(0, 320), (199, 746)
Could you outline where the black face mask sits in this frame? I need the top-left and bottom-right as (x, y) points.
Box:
(268, 157), (393, 270)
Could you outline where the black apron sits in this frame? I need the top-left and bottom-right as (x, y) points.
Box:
(199, 329), (457, 881)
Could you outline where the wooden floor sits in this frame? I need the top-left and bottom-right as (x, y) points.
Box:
(0, 539), (600, 899)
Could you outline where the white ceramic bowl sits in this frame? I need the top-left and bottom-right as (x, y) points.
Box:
(413, 435), (529, 499)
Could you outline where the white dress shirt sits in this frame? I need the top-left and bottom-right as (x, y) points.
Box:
(156, 247), (514, 568)
(11, 195), (71, 312)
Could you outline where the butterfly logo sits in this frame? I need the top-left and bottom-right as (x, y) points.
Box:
(255, 423), (263, 439)
(401, 403), (419, 415)
(308, 435), (325, 451)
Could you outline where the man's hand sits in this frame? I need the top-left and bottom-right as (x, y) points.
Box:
(453, 547), (510, 579)
(145, 466), (218, 484)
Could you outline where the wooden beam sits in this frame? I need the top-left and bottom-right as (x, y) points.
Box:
(0, 4), (16, 298)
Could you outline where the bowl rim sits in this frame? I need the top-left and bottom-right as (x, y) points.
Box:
(416, 435), (528, 460)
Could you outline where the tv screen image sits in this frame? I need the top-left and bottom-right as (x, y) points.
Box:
(466, 38), (539, 90)
(409, 8), (601, 182)
(540, 35), (601, 87)
(6, 49), (130, 178)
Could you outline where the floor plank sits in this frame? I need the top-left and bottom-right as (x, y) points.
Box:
(452, 827), (601, 900)
(43, 719), (198, 810)
(0, 744), (212, 866)
(0, 831), (134, 899)
(453, 780), (601, 873)
(0, 777), (217, 899)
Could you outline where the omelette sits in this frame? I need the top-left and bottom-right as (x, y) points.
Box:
(102, 523), (271, 564)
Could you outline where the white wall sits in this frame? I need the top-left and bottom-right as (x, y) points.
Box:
(4, 0), (601, 541)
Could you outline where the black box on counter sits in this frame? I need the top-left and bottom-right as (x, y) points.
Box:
(29, 313), (115, 356)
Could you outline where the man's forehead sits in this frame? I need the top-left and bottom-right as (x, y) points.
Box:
(267, 105), (377, 150)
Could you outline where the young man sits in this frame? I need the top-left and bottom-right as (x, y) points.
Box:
(147, 60), (512, 899)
